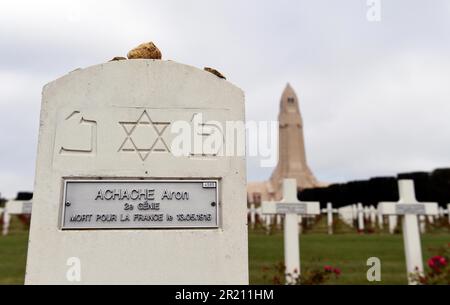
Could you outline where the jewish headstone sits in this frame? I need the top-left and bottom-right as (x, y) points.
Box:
(25, 60), (248, 284)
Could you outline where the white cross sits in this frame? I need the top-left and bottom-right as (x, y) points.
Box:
(447, 204), (450, 224)
(378, 179), (438, 284)
(2, 200), (32, 236)
(321, 203), (338, 235)
(388, 215), (398, 234)
(369, 205), (377, 227)
(248, 203), (256, 230)
(364, 206), (370, 221)
(377, 207), (384, 230)
(419, 215), (427, 234)
(337, 206), (355, 227)
(261, 179), (320, 283)
(357, 203), (365, 232)
(352, 204), (358, 226)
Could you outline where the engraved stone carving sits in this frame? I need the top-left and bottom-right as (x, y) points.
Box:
(59, 111), (97, 155)
(118, 110), (171, 161)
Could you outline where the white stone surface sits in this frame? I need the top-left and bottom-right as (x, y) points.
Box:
(419, 215), (426, 234)
(265, 215), (272, 233)
(324, 203), (337, 235)
(364, 206), (370, 220)
(298, 215), (303, 234)
(249, 203), (256, 229)
(352, 204), (357, 222)
(276, 214), (282, 229)
(448, 204), (450, 224)
(369, 206), (376, 227)
(357, 203), (365, 231)
(338, 205), (354, 227)
(377, 209), (384, 230)
(25, 60), (248, 284)
(388, 215), (398, 234)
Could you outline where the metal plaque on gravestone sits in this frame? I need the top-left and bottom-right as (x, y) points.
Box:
(62, 180), (219, 229)
(396, 204), (426, 215)
(276, 203), (307, 214)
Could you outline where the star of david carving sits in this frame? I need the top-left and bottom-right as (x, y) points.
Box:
(118, 110), (171, 161)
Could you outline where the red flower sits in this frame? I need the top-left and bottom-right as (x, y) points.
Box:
(333, 268), (342, 276)
(428, 256), (447, 270)
(324, 265), (333, 272)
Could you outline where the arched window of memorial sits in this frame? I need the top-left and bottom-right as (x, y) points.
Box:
(288, 97), (295, 104)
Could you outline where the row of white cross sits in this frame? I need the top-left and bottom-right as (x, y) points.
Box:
(257, 178), (447, 285)
(0, 200), (32, 236)
(250, 199), (449, 235)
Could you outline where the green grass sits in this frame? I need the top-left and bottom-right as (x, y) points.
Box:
(0, 216), (448, 285)
(249, 224), (449, 285)
(0, 218), (29, 285)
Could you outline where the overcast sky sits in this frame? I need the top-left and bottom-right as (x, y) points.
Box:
(1, 0), (450, 198)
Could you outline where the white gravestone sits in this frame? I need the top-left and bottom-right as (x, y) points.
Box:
(357, 203), (365, 232)
(262, 179), (320, 283)
(377, 208), (384, 230)
(276, 214), (282, 229)
(388, 215), (398, 234)
(297, 215), (303, 234)
(364, 206), (370, 221)
(378, 180), (438, 284)
(265, 215), (272, 233)
(447, 204), (450, 224)
(25, 60), (248, 284)
(249, 203), (256, 230)
(2, 200), (32, 236)
(338, 205), (354, 227)
(256, 207), (262, 224)
(419, 215), (426, 234)
(321, 203), (338, 235)
(351, 204), (357, 227)
(369, 205), (377, 228)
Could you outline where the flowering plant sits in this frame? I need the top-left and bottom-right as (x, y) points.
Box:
(411, 243), (450, 285)
(263, 262), (341, 285)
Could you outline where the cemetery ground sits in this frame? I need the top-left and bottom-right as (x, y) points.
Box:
(0, 217), (448, 284)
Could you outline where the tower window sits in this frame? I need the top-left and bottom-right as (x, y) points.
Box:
(287, 97), (295, 104)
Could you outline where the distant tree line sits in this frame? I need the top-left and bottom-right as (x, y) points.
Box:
(299, 168), (450, 209)
(0, 192), (33, 206)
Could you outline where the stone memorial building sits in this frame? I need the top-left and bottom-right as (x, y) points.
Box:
(247, 84), (323, 204)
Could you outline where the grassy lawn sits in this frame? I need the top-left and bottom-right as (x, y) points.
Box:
(0, 218), (29, 285)
(0, 216), (448, 285)
(249, 222), (449, 285)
